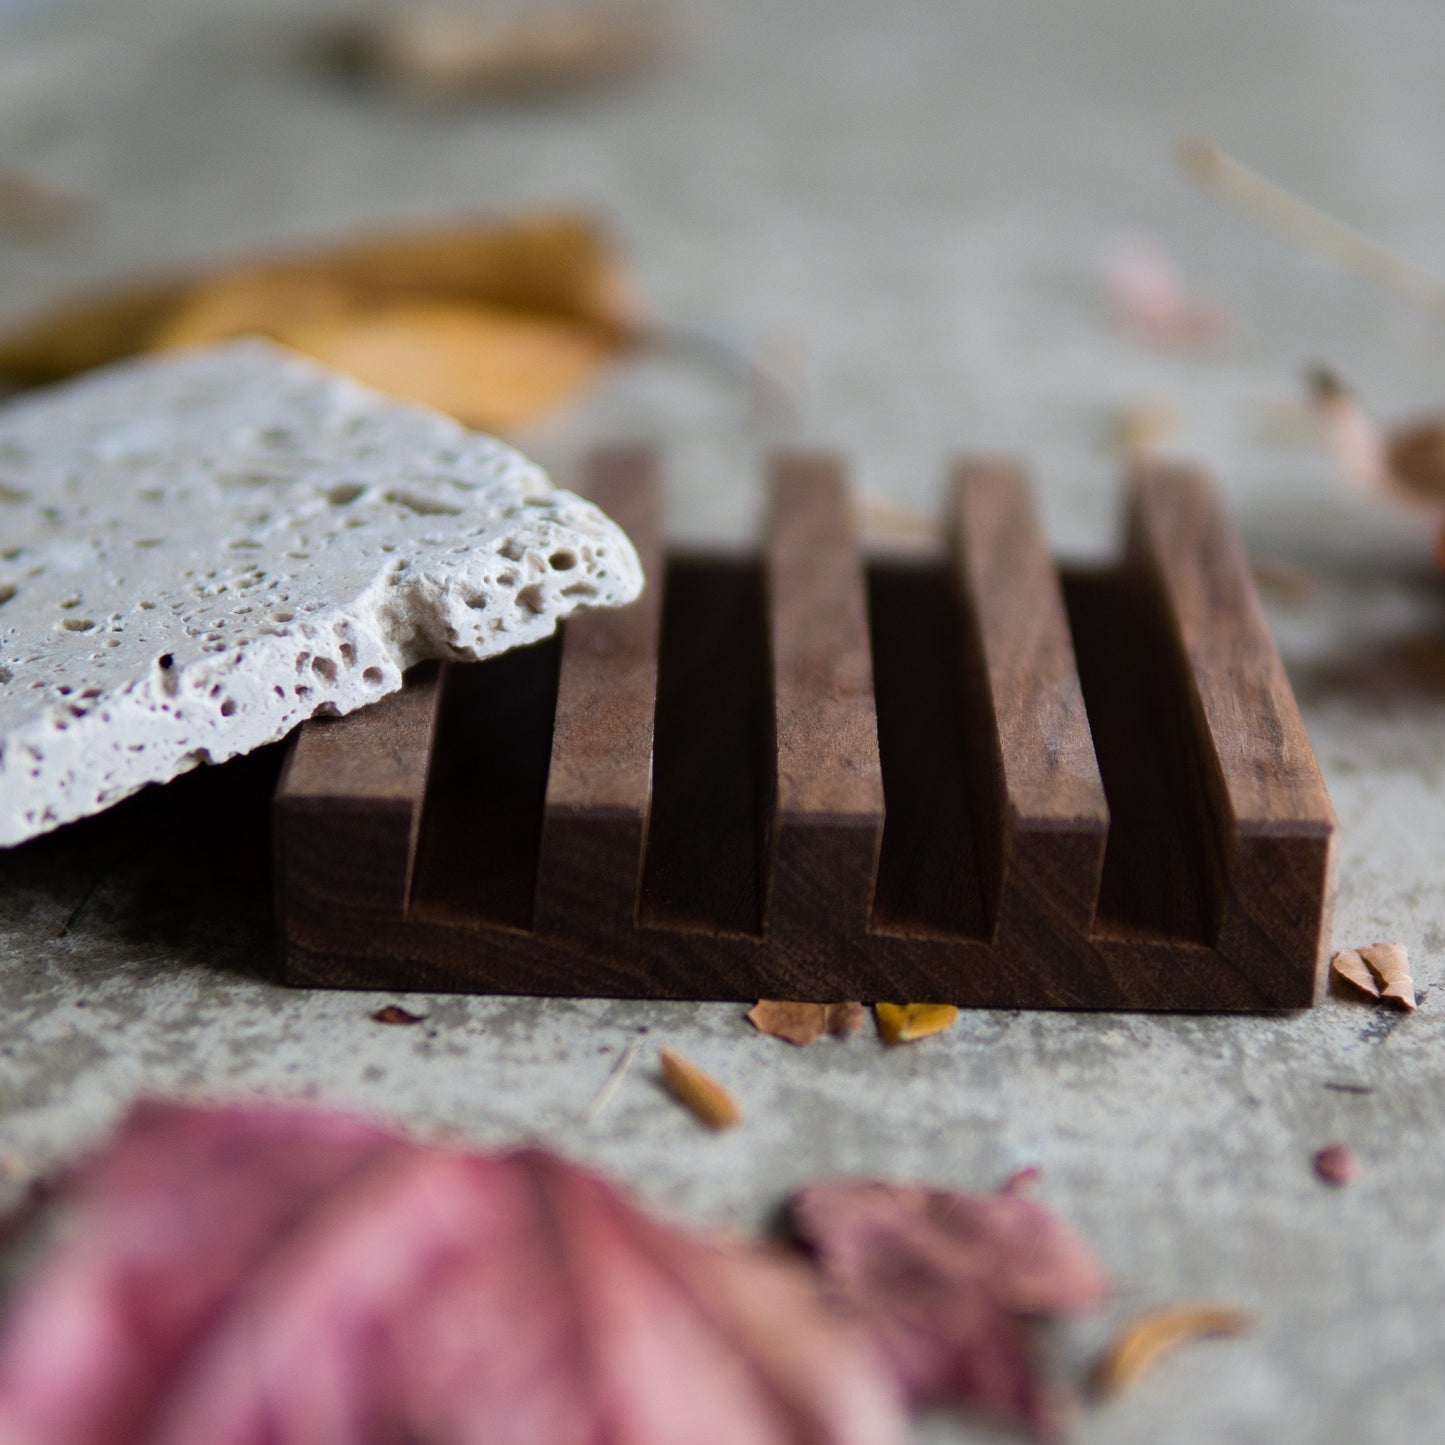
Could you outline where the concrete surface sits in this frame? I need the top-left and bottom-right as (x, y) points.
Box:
(3, 1), (1445, 1440)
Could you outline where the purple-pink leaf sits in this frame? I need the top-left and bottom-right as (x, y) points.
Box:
(0, 1102), (904, 1445)
(790, 1181), (1107, 1439)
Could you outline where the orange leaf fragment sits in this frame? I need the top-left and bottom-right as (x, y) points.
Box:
(874, 1002), (957, 1046)
(747, 1000), (864, 1047)
(659, 1048), (740, 1130)
(1091, 1302), (1254, 1399)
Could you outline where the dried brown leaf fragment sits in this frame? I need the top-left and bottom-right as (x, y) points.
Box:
(659, 1047), (741, 1130)
(747, 1000), (864, 1047)
(1310, 368), (1445, 522)
(1331, 947), (1380, 1001)
(1313, 1142), (1359, 1187)
(1091, 1302), (1255, 1400)
(371, 1004), (425, 1025)
(329, 2), (673, 100)
(874, 1002), (957, 1045)
(1361, 941), (1416, 1009)
(1331, 942), (1415, 1010)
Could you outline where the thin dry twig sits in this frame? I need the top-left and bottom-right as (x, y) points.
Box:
(1182, 139), (1445, 318)
(583, 1038), (641, 1123)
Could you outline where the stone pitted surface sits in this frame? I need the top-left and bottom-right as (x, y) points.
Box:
(0, 341), (643, 847)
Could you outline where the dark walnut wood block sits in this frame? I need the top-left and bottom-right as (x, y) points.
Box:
(275, 449), (1336, 1010)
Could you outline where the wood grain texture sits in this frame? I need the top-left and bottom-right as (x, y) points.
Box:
(275, 661), (440, 931)
(534, 447), (662, 934)
(277, 451), (1336, 1011)
(1124, 461), (1338, 1004)
(951, 461), (1109, 970)
(764, 454), (884, 946)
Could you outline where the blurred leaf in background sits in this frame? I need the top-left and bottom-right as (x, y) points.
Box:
(0, 210), (639, 432)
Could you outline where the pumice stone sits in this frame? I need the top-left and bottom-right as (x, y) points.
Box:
(0, 340), (644, 846)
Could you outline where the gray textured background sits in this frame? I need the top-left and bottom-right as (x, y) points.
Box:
(3, 2), (1445, 1440)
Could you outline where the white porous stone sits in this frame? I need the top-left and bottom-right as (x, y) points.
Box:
(0, 340), (644, 847)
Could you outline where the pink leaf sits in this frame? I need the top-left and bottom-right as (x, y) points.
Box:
(0, 1102), (904, 1445)
(790, 1181), (1107, 1439)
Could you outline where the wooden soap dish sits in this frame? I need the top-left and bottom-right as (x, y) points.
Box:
(274, 448), (1337, 1010)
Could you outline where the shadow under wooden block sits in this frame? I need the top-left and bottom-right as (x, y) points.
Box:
(276, 447), (1336, 1009)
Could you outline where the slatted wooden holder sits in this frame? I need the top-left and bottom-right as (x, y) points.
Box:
(275, 448), (1337, 1009)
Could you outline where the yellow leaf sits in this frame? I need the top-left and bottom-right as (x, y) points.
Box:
(1091, 1302), (1254, 1399)
(275, 302), (616, 433)
(0, 211), (637, 430)
(659, 1048), (740, 1131)
(873, 1002), (958, 1046)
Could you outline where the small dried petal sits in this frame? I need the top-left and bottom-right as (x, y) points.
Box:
(747, 1000), (864, 1047)
(1331, 948), (1381, 1001)
(1103, 237), (1227, 349)
(1091, 1303), (1254, 1399)
(371, 1005), (425, 1025)
(874, 1002), (958, 1046)
(659, 1048), (741, 1130)
(1313, 1142), (1359, 1187)
(1359, 941), (1416, 1011)
(998, 1166), (1043, 1196)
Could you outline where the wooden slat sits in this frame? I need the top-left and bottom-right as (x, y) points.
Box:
(764, 454), (884, 941)
(534, 447), (664, 933)
(1126, 461), (1337, 1001)
(952, 461), (1108, 944)
(275, 664), (442, 925)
